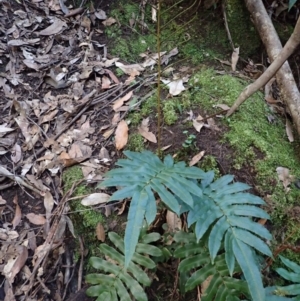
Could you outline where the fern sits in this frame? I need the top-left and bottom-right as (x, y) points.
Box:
(187, 173), (272, 301)
(99, 150), (205, 266)
(174, 231), (250, 301)
(86, 232), (162, 301)
(98, 151), (273, 301)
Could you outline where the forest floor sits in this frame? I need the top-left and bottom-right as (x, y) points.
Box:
(1, 0), (300, 300)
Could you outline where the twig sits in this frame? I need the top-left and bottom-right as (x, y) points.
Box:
(222, 1), (235, 51)
(78, 236), (84, 291)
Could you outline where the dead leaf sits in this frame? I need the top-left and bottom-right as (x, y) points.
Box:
(102, 17), (117, 26)
(166, 210), (182, 232)
(26, 213), (46, 225)
(193, 119), (204, 132)
(214, 104), (230, 110)
(115, 120), (128, 150)
(231, 47), (239, 71)
(113, 91), (133, 111)
(276, 167), (293, 191)
(102, 128), (115, 139)
(12, 195), (21, 229)
(44, 191), (54, 220)
(161, 78), (186, 96)
(11, 143), (22, 163)
(81, 193), (110, 206)
(286, 119), (294, 142)
(38, 19), (67, 36)
(138, 118), (157, 143)
(189, 151), (205, 166)
(96, 223), (105, 242)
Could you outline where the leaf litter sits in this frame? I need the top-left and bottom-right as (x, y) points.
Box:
(0, 0), (221, 299)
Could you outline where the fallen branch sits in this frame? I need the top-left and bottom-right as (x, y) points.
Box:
(227, 1), (300, 135)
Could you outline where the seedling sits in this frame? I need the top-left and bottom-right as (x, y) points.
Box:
(182, 130), (196, 149)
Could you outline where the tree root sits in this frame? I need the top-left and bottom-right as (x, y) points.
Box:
(227, 0), (300, 136)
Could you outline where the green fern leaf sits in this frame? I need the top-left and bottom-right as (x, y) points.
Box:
(232, 239), (264, 301)
(189, 175), (272, 301)
(87, 232), (162, 301)
(272, 256), (300, 298)
(125, 190), (149, 267)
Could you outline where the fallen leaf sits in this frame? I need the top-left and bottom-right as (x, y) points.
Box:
(81, 193), (110, 206)
(38, 19), (67, 35)
(11, 143), (22, 164)
(96, 223), (105, 242)
(12, 195), (22, 229)
(166, 210), (182, 232)
(214, 104), (230, 110)
(189, 151), (205, 166)
(113, 91), (133, 111)
(286, 119), (294, 142)
(161, 78), (186, 96)
(44, 191), (54, 220)
(115, 120), (128, 150)
(138, 118), (157, 143)
(193, 119), (204, 132)
(26, 213), (46, 225)
(231, 47), (239, 71)
(102, 17), (117, 26)
(276, 167), (293, 191)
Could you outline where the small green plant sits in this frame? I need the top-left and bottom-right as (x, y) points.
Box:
(90, 150), (300, 301)
(182, 130), (196, 149)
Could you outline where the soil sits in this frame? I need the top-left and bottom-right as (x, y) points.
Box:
(0, 0), (299, 300)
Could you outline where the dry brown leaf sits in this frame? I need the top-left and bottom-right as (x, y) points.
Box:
(193, 119), (204, 132)
(81, 193), (110, 206)
(276, 167), (293, 191)
(11, 143), (22, 163)
(166, 210), (182, 232)
(38, 19), (67, 36)
(12, 195), (21, 229)
(102, 128), (115, 139)
(96, 223), (106, 242)
(4, 245), (28, 284)
(113, 91), (133, 111)
(44, 191), (54, 220)
(115, 120), (128, 150)
(102, 17), (117, 26)
(26, 213), (46, 225)
(138, 118), (157, 143)
(189, 151), (205, 166)
(214, 104), (230, 110)
(286, 119), (294, 142)
(231, 47), (240, 71)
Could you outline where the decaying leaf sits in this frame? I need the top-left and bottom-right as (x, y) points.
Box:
(189, 151), (205, 166)
(26, 213), (46, 225)
(138, 118), (157, 143)
(115, 120), (128, 150)
(96, 222), (106, 242)
(166, 210), (182, 232)
(231, 47), (240, 71)
(286, 119), (294, 142)
(161, 78), (186, 96)
(193, 119), (204, 132)
(12, 195), (22, 229)
(113, 91), (133, 111)
(81, 193), (110, 206)
(276, 167), (293, 191)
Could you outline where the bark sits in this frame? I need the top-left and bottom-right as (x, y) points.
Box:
(226, 0), (300, 136)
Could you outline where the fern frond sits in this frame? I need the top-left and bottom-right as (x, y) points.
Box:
(188, 175), (272, 301)
(86, 232), (162, 301)
(269, 256), (300, 299)
(99, 150), (205, 266)
(174, 232), (250, 301)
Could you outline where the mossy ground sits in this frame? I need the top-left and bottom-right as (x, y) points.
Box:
(66, 0), (300, 288)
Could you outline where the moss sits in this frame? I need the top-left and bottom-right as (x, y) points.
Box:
(226, 0), (261, 56)
(199, 155), (221, 179)
(187, 67), (300, 263)
(126, 133), (145, 151)
(62, 166), (104, 258)
(163, 100), (179, 125)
